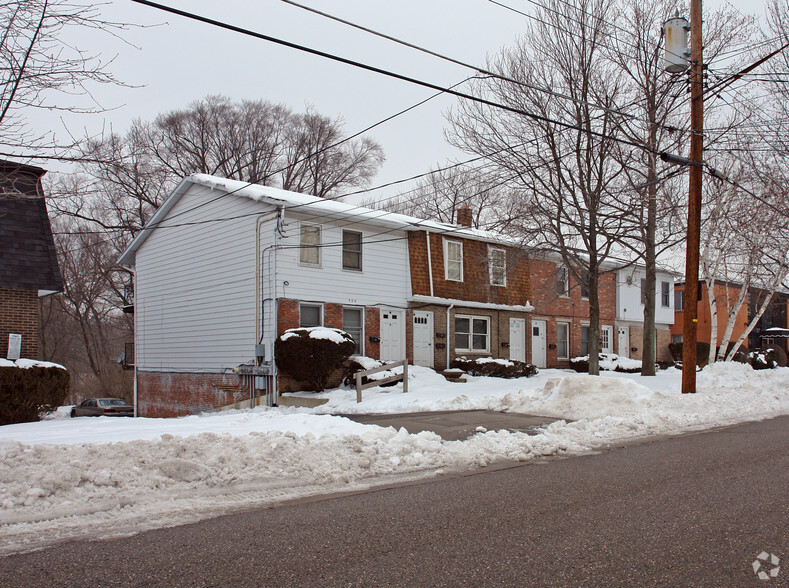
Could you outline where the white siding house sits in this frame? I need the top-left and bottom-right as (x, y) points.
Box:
(615, 266), (675, 360)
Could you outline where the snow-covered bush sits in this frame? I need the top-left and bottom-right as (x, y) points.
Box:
(668, 341), (711, 365)
(0, 359), (70, 425)
(275, 327), (356, 392)
(570, 353), (642, 373)
(451, 356), (538, 378)
(748, 347), (787, 370)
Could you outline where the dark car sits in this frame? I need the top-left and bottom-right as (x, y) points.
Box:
(70, 398), (134, 418)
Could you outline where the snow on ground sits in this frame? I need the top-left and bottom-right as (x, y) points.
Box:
(1, 362), (787, 555)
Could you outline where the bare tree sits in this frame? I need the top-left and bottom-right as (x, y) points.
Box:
(0, 0), (132, 155)
(448, 0), (637, 375)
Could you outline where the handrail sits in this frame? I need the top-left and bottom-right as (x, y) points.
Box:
(355, 359), (409, 403)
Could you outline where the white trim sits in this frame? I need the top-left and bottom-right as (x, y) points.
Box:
(454, 314), (490, 353)
(444, 238), (463, 282)
(410, 294), (534, 312)
(299, 302), (323, 327)
(342, 305), (364, 356)
(556, 320), (570, 360)
(299, 222), (322, 267)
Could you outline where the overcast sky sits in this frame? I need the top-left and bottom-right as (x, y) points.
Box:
(36, 0), (768, 203)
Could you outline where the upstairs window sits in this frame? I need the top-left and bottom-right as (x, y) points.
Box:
(580, 270), (590, 299)
(489, 247), (506, 286)
(675, 290), (685, 310)
(661, 281), (671, 307)
(444, 239), (463, 282)
(299, 223), (321, 266)
(556, 266), (569, 296)
(342, 230), (362, 271)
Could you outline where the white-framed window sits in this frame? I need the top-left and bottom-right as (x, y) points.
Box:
(454, 315), (489, 352)
(581, 325), (590, 355)
(342, 307), (364, 355)
(342, 230), (362, 271)
(299, 223), (321, 266)
(556, 321), (569, 360)
(444, 239), (463, 282)
(661, 281), (671, 307)
(489, 247), (506, 286)
(299, 303), (323, 327)
(556, 266), (569, 296)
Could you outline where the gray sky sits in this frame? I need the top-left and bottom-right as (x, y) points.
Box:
(37, 0), (767, 202)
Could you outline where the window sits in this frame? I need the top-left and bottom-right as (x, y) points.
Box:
(556, 322), (569, 360)
(342, 230), (362, 271)
(444, 239), (463, 281)
(489, 247), (506, 286)
(675, 290), (684, 310)
(581, 325), (590, 356)
(672, 334), (683, 344)
(455, 315), (489, 352)
(601, 326), (613, 353)
(556, 266), (569, 296)
(580, 270), (590, 299)
(299, 224), (321, 266)
(342, 307), (363, 355)
(299, 303), (322, 327)
(661, 281), (671, 307)
(640, 278), (647, 304)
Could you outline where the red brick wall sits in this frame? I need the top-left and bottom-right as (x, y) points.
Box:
(529, 259), (617, 367)
(408, 231), (531, 306)
(137, 371), (249, 417)
(0, 288), (39, 359)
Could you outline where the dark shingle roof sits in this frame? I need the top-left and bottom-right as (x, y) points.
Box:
(0, 160), (63, 292)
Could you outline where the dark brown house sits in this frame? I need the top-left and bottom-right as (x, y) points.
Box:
(0, 160), (63, 360)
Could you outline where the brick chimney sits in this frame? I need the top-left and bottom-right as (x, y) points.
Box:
(456, 205), (472, 228)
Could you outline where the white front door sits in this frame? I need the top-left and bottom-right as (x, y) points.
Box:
(509, 318), (526, 362)
(380, 308), (405, 362)
(618, 327), (629, 358)
(413, 311), (434, 367)
(531, 319), (547, 368)
(601, 325), (614, 354)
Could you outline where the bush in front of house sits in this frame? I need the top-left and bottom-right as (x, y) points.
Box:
(570, 353), (642, 373)
(0, 362), (70, 425)
(668, 341), (712, 365)
(451, 357), (538, 378)
(275, 327), (356, 392)
(748, 346), (787, 370)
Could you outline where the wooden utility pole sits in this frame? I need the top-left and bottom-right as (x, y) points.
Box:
(682, 0), (703, 393)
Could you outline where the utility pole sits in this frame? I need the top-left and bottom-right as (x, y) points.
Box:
(682, 0), (703, 393)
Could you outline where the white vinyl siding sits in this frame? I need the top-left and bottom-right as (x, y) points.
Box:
(133, 183), (262, 372)
(444, 239), (463, 282)
(489, 247), (506, 286)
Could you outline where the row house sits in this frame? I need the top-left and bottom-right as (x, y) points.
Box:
(119, 173), (670, 417)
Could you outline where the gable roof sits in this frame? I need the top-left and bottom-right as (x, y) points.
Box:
(118, 173), (520, 268)
(0, 160), (63, 293)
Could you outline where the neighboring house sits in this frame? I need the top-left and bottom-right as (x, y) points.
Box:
(748, 288), (789, 352)
(0, 160), (63, 360)
(670, 281), (749, 352)
(118, 176), (535, 417)
(527, 255), (617, 369)
(615, 266), (675, 362)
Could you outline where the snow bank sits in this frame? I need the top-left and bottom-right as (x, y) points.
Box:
(0, 362), (787, 555)
(0, 358), (65, 370)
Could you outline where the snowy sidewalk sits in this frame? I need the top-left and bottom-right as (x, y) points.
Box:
(342, 410), (558, 440)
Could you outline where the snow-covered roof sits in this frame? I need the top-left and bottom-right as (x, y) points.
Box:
(119, 174), (518, 267)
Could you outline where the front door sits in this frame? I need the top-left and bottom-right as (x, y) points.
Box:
(531, 319), (547, 368)
(618, 327), (629, 358)
(413, 311), (434, 367)
(380, 308), (405, 362)
(509, 318), (526, 362)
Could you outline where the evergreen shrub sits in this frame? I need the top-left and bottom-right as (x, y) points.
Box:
(0, 365), (70, 425)
(450, 357), (538, 378)
(275, 328), (356, 392)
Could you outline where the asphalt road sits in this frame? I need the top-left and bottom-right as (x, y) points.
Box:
(2, 416), (787, 587)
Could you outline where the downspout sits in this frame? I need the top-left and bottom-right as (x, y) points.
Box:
(426, 231), (434, 298)
(272, 206), (284, 405)
(133, 270), (138, 418)
(446, 303), (454, 370)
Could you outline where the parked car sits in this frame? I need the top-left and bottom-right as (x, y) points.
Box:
(70, 398), (134, 418)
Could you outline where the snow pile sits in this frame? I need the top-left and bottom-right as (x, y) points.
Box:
(0, 358), (65, 370)
(570, 353), (642, 372)
(0, 362), (787, 554)
(280, 326), (351, 344)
